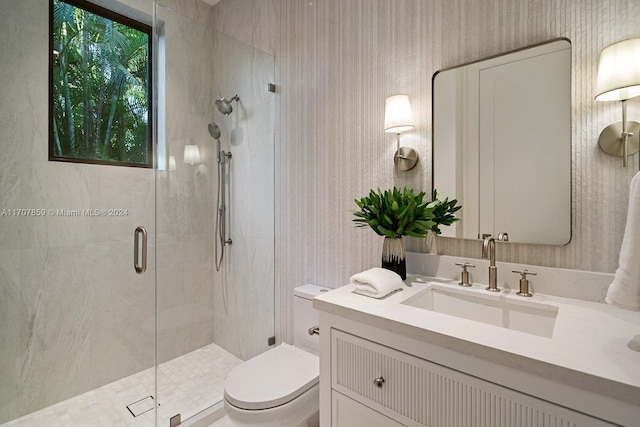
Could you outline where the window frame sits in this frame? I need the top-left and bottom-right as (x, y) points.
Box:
(49, 0), (153, 168)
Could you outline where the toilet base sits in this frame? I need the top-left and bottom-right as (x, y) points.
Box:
(224, 383), (319, 427)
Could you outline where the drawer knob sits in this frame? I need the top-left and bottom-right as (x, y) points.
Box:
(373, 377), (385, 388)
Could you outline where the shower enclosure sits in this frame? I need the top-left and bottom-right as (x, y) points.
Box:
(0, 1), (274, 425)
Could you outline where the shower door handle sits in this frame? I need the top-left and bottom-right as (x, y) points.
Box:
(134, 226), (147, 274)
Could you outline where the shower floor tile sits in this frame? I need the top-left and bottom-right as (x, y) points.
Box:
(1, 343), (242, 427)
(207, 415), (234, 427)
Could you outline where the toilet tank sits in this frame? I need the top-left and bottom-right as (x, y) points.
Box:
(293, 284), (329, 356)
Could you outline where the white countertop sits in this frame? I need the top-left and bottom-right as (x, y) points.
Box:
(314, 274), (640, 409)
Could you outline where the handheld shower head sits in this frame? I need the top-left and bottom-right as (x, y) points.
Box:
(208, 122), (221, 139)
(215, 95), (240, 115)
(208, 122), (224, 163)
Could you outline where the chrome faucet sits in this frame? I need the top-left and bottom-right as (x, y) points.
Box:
(482, 237), (500, 292)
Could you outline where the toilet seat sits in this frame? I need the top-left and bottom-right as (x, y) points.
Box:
(224, 343), (319, 410)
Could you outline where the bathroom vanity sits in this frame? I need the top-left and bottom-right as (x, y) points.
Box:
(314, 255), (640, 426)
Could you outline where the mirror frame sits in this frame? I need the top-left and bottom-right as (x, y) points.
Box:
(431, 38), (572, 246)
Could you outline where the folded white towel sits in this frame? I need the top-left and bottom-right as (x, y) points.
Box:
(351, 267), (404, 298)
(606, 172), (640, 311)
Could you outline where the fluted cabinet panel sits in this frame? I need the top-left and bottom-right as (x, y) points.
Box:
(274, 0), (640, 344)
(332, 331), (611, 426)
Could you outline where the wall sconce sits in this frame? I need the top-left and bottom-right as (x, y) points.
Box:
(168, 155), (177, 171)
(183, 145), (201, 164)
(384, 94), (418, 171)
(595, 38), (640, 168)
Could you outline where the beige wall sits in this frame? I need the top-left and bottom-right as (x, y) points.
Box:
(273, 0), (640, 343)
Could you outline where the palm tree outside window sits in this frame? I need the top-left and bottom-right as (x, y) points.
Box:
(49, 0), (152, 167)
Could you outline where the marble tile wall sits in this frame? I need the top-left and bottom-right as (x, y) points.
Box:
(154, 0), (277, 364)
(273, 0), (640, 343)
(209, 7), (276, 362)
(211, 0), (279, 56)
(155, 4), (219, 365)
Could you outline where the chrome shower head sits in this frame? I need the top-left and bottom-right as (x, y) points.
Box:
(215, 95), (240, 115)
(208, 122), (221, 139)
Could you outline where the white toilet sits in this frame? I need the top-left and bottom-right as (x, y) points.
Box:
(224, 285), (326, 427)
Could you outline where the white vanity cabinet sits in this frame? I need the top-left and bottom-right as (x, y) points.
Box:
(319, 316), (618, 427)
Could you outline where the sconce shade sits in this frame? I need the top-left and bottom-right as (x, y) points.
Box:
(183, 145), (201, 164)
(168, 155), (177, 170)
(595, 38), (640, 101)
(384, 94), (415, 133)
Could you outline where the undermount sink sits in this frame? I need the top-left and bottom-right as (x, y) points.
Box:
(401, 284), (559, 338)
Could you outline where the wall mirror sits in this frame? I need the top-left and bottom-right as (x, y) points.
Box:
(433, 38), (571, 245)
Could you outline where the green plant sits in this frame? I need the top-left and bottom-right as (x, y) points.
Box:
(353, 187), (461, 239)
(429, 189), (462, 234)
(51, 0), (151, 166)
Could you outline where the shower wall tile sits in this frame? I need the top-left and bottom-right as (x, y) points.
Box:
(252, 0), (280, 56)
(155, 4), (219, 365)
(0, 250), (22, 421)
(17, 242), (155, 417)
(210, 31), (276, 361)
(0, 0), (46, 255)
(156, 240), (215, 363)
(212, 0), (279, 56)
(274, 0), (640, 344)
(19, 163), (155, 250)
(212, 0), (254, 47)
(158, 0), (214, 26)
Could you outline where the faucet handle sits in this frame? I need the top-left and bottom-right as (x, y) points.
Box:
(512, 269), (537, 279)
(455, 262), (476, 270)
(455, 262), (476, 287)
(497, 232), (509, 241)
(512, 269), (537, 297)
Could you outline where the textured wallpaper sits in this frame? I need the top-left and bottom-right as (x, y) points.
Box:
(274, 0), (640, 343)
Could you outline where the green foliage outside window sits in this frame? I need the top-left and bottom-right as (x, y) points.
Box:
(50, 0), (151, 167)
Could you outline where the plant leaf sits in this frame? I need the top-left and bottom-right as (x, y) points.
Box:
(352, 186), (461, 238)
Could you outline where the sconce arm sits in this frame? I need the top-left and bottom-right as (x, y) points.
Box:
(598, 99), (640, 168)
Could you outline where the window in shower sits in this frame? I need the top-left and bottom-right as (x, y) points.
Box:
(49, 0), (152, 167)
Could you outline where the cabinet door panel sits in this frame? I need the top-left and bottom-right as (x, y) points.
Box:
(332, 391), (404, 427)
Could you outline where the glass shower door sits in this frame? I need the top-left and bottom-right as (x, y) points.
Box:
(154, 5), (231, 422)
(0, 0), (157, 425)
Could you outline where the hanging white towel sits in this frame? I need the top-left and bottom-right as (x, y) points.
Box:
(351, 267), (404, 298)
(606, 171), (640, 311)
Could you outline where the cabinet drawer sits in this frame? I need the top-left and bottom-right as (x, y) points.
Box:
(331, 329), (613, 427)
